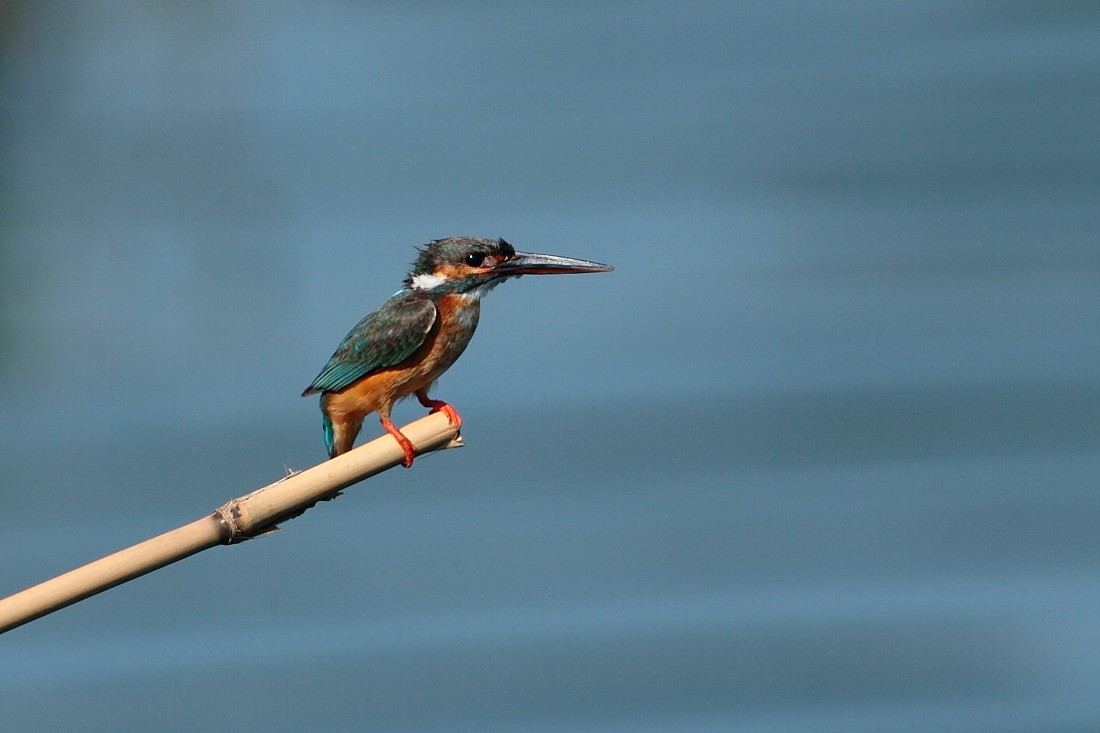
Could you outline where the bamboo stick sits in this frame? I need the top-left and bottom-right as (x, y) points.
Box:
(0, 412), (462, 634)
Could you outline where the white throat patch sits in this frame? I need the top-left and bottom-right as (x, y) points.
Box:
(459, 280), (502, 302)
(410, 272), (446, 290)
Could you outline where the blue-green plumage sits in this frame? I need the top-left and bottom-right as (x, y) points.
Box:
(321, 412), (336, 457)
(302, 293), (437, 395)
(302, 236), (613, 464)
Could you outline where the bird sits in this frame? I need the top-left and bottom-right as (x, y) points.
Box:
(302, 236), (613, 465)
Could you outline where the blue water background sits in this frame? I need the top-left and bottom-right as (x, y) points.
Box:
(2, 2), (1100, 730)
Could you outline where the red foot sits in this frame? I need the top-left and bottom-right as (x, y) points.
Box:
(380, 416), (417, 468)
(415, 391), (462, 431)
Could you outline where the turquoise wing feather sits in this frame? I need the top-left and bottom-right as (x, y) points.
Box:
(303, 293), (437, 394)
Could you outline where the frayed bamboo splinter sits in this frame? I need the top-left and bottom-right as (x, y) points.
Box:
(0, 412), (462, 635)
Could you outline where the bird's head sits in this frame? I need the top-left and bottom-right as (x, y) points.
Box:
(404, 237), (613, 298)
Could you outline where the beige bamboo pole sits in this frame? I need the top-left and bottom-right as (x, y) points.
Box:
(0, 412), (461, 635)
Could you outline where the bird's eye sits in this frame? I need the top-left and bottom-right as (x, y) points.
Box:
(465, 252), (486, 267)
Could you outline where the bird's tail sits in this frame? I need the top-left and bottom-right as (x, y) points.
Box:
(319, 401), (363, 458)
(322, 412), (337, 458)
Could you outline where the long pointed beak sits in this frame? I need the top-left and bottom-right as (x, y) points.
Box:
(493, 251), (614, 276)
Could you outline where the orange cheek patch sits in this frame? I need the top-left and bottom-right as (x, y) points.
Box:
(435, 263), (475, 280)
(435, 256), (509, 280)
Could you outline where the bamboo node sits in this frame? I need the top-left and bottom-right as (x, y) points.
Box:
(213, 502), (243, 543)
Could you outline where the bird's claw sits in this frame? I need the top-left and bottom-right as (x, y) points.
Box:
(416, 392), (462, 431)
(433, 402), (462, 431)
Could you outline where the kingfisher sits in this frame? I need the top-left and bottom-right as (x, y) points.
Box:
(302, 236), (613, 465)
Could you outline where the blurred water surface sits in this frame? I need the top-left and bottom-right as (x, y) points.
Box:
(2, 2), (1100, 731)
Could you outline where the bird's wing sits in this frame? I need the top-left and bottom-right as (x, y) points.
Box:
(302, 295), (437, 395)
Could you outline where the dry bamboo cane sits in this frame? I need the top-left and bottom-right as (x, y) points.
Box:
(0, 412), (462, 635)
